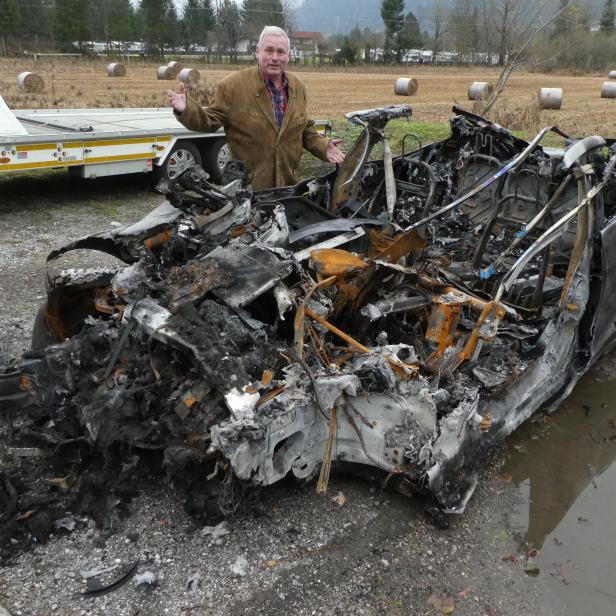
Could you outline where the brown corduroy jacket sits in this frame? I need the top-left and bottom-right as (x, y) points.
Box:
(175, 66), (331, 190)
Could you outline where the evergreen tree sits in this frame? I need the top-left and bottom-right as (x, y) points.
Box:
(0, 0), (21, 54)
(55, 0), (90, 48)
(165, 1), (180, 49)
(109, 0), (134, 42)
(183, 0), (214, 48)
(140, 0), (174, 56)
(397, 10), (422, 59)
(18, 0), (54, 49)
(380, 0), (404, 62)
(600, 0), (615, 32)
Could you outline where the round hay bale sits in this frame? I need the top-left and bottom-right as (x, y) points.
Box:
(178, 68), (200, 85)
(467, 81), (494, 101)
(537, 87), (563, 110)
(157, 66), (175, 80)
(608, 70), (616, 80)
(107, 62), (126, 77)
(17, 71), (45, 93)
(167, 61), (183, 75)
(601, 81), (616, 98)
(394, 77), (418, 96)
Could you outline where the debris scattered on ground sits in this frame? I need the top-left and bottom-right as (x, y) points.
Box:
(133, 570), (158, 588)
(230, 555), (249, 577)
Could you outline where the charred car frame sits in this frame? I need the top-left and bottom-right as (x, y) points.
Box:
(2, 104), (616, 532)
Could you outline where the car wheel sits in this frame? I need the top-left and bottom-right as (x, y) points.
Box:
(159, 141), (202, 182)
(201, 140), (230, 184)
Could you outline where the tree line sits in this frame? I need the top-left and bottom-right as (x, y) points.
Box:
(329, 0), (616, 71)
(0, 0), (290, 57)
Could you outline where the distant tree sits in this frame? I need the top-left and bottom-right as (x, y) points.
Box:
(183, 0), (215, 49)
(334, 35), (357, 65)
(109, 0), (134, 42)
(140, 0), (175, 56)
(241, 0), (284, 45)
(450, 0), (475, 56)
(165, 1), (180, 49)
(216, 0), (241, 62)
(55, 0), (90, 48)
(0, 0), (21, 54)
(600, 0), (615, 31)
(361, 27), (382, 63)
(429, 0), (448, 60)
(397, 11), (422, 60)
(380, 0), (404, 62)
(18, 0), (54, 49)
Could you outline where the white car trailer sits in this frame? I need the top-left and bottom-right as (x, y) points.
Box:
(0, 95), (229, 182)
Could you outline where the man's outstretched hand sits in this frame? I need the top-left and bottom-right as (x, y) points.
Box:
(168, 83), (187, 114)
(327, 137), (345, 165)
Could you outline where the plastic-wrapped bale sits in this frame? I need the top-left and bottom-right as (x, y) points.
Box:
(467, 81), (494, 100)
(157, 66), (175, 80)
(609, 70), (616, 80)
(17, 72), (45, 93)
(167, 61), (183, 75)
(601, 81), (616, 98)
(537, 87), (563, 110)
(394, 77), (418, 96)
(107, 63), (126, 77)
(178, 68), (200, 85)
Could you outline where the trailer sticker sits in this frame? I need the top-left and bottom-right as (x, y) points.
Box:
(17, 152), (28, 159)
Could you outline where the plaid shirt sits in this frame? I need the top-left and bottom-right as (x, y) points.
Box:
(263, 74), (288, 129)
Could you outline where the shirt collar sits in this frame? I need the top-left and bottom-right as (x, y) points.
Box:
(260, 71), (288, 90)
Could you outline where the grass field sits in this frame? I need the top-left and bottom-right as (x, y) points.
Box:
(2, 58), (616, 136)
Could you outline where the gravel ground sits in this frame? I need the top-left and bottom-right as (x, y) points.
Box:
(0, 171), (573, 616)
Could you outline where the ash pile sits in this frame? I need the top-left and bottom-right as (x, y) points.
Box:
(3, 104), (616, 560)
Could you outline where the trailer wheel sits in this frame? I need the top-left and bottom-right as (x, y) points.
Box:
(159, 141), (202, 182)
(201, 140), (230, 184)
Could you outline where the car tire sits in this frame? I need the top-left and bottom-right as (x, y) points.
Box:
(158, 141), (202, 183)
(201, 140), (230, 184)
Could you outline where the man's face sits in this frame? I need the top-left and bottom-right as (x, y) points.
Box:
(256, 35), (290, 81)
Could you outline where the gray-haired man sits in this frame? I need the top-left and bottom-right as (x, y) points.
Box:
(168, 26), (344, 190)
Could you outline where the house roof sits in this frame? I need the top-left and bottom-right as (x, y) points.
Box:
(290, 31), (324, 40)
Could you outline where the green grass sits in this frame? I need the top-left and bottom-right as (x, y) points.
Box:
(300, 119), (452, 176)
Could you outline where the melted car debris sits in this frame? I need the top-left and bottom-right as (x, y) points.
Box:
(3, 103), (616, 558)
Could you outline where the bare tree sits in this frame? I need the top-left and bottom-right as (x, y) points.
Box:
(480, 2), (572, 114)
(430, 0), (448, 59)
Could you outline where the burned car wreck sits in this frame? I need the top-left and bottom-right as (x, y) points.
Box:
(2, 103), (616, 544)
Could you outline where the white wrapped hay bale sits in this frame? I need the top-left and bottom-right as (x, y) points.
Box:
(17, 72), (45, 93)
(467, 81), (494, 100)
(608, 70), (616, 80)
(537, 87), (563, 110)
(394, 77), (418, 96)
(601, 81), (616, 98)
(167, 61), (183, 75)
(157, 66), (175, 80)
(107, 63), (126, 77)
(178, 68), (200, 85)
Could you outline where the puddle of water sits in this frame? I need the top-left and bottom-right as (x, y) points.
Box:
(502, 373), (616, 616)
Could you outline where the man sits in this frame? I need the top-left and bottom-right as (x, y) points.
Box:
(168, 26), (344, 190)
